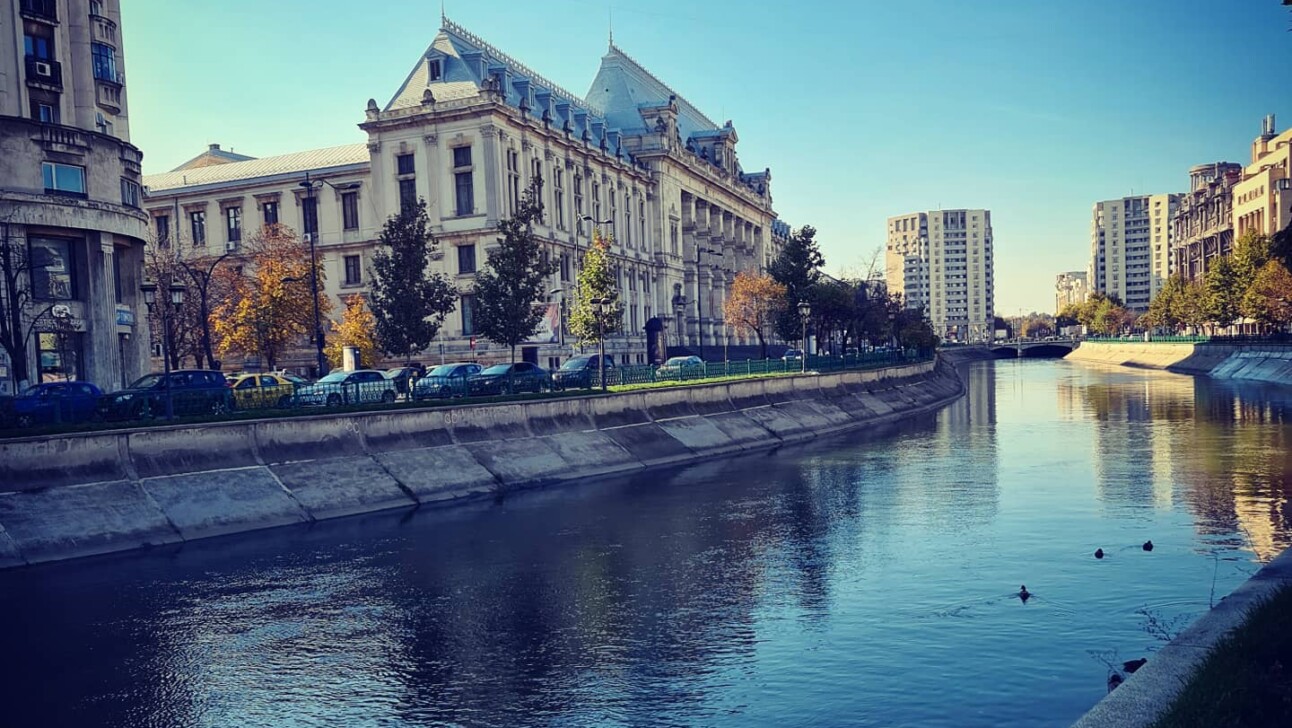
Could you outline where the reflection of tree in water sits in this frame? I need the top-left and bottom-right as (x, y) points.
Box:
(1072, 370), (1292, 560)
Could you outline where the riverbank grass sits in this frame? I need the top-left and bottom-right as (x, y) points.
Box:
(1150, 585), (1292, 728)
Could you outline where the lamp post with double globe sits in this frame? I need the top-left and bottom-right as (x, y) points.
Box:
(797, 299), (811, 374)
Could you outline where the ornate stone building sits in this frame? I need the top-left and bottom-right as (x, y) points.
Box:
(144, 18), (780, 371)
(1171, 162), (1242, 282)
(0, 0), (149, 393)
(1054, 271), (1087, 313)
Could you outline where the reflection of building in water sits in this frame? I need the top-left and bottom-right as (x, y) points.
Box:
(1076, 372), (1292, 559)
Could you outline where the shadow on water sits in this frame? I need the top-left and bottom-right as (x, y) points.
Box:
(2, 360), (1291, 728)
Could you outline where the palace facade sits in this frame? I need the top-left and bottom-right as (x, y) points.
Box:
(144, 19), (785, 372)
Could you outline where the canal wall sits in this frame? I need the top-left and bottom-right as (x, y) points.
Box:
(1066, 341), (1292, 383)
(0, 358), (964, 569)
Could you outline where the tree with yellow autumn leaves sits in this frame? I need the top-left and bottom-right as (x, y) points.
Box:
(325, 294), (381, 368)
(723, 271), (787, 359)
(212, 225), (330, 371)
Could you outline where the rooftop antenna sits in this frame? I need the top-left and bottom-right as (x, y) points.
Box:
(608, 5), (614, 46)
(441, 0), (446, 22)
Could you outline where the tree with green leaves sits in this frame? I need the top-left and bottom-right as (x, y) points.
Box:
(568, 228), (623, 347)
(473, 177), (556, 362)
(368, 200), (457, 363)
(1145, 275), (1188, 331)
(769, 225), (825, 342)
(1203, 256), (1243, 332)
(1242, 259), (1292, 332)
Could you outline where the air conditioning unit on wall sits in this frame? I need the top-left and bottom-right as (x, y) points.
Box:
(225, 241), (238, 253)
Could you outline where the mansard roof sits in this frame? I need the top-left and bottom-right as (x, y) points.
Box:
(144, 143), (369, 193)
(586, 44), (719, 140)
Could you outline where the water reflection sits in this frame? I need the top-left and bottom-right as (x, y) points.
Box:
(2, 361), (1291, 728)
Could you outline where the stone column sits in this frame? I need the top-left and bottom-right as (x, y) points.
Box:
(85, 236), (121, 387)
(481, 126), (501, 226)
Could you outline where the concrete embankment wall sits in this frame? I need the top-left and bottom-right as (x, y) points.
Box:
(0, 358), (963, 569)
(1066, 341), (1292, 383)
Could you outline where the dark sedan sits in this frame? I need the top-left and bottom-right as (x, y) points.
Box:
(552, 355), (614, 390)
(98, 370), (235, 421)
(10, 381), (103, 427)
(467, 362), (549, 396)
(412, 362), (481, 400)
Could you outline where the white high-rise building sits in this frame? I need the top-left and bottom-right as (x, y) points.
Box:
(885, 209), (994, 342)
(1088, 194), (1181, 312)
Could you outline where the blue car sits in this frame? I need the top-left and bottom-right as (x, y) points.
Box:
(11, 381), (104, 427)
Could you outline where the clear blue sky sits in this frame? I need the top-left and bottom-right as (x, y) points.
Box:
(122, 0), (1292, 314)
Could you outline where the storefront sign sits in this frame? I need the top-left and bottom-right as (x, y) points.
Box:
(116, 304), (135, 326)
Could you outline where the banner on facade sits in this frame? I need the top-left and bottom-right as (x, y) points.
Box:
(525, 303), (560, 344)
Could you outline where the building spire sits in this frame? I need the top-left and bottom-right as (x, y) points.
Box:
(441, 0), (446, 24)
(608, 5), (614, 47)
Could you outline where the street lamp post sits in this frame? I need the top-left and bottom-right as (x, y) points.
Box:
(141, 280), (187, 420)
(549, 287), (566, 356)
(590, 293), (617, 392)
(695, 245), (723, 361)
(298, 173), (328, 378)
(671, 287), (687, 358)
(797, 300), (811, 374)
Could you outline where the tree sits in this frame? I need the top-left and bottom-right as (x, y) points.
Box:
(0, 217), (60, 388)
(1145, 275), (1188, 331)
(1272, 223), (1292, 274)
(1242, 260), (1292, 332)
(368, 200), (457, 363)
(143, 242), (202, 370)
(1203, 256), (1243, 331)
(808, 279), (856, 354)
(568, 228), (623, 347)
(722, 271), (786, 359)
(325, 294), (381, 368)
(211, 225), (331, 371)
(177, 249), (234, 370)
(769, 225), (825, 342)
(473, 177), (556, 362)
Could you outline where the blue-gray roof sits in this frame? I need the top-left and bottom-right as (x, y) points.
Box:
(585, 44), (718, 140)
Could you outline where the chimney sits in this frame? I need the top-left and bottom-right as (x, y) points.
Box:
(209, 143), (221, 152)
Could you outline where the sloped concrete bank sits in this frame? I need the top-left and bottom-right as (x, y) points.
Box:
(0, 358), (963, 569)
(1071, 546), (1292, 728)
(1066, 341), (1292, 383)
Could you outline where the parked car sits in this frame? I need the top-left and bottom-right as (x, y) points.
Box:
(552, 354), (615, 390)
(412, 362), (482, 400)
(844, 347), (861, 358)
(294, 369), (397, 407)
(782, 348), (804, 363)
(467, 362), (549, 396)
(657, 355), (704, 380)
(227, 373), (298, 409)
(98, 370), (235, 421)
(11, 381), (104, 427)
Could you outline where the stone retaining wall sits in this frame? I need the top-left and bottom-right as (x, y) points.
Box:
(1066, 341), (1292, 383)
(0, 358), (963, 569)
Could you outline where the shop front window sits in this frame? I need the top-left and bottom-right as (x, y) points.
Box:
(29, 237), (76, 300)
(38, 331), (83, 382)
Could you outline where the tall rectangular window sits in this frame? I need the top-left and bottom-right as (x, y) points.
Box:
(342, 191), (359, 230)
(120, 179), (140, 208)
(190, 211), (206, 246)
(574, 174), (584, 217)
(262, 200), (278, 226)
(301, 197), (318, 240)
(29, 237), (75, 300)
(458, 244), (476, 275)
(592, 182), (601, 222)
(225, 207), (241, 242)
(42, 162), (85, 196)
(396, 153), (415, 175)
(639, 200), (647, 251)
(553, 169), (565, 229)
(91, 42), (117, 83)
(399, 179), (417, 214)
(454, 172), (473, 216)
(24, 30), (52, 60)
(343, 254), (361, 286)
(625, 195), (632, 246)
(506, 149), (520, 213)
(453, 146), (471, 168)
(460, 293), (477, 336)
(156, 214), (170, 245)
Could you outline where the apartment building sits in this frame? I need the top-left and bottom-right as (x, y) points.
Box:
(1088, 194), (1180, 312)
(1055, 271), (1088, 313)
(886, 209), (994, 342)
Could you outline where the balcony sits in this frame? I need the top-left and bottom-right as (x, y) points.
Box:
(19, 0), (57, 23)
(96, 81), (122, 114)
(24, 56), (62, 90)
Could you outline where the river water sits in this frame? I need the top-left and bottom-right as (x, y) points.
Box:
(2, 360), (1291, 728)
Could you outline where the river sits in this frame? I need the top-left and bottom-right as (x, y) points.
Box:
(2, 360), (1290, 728)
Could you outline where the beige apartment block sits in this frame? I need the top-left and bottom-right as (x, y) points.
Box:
(144, 18), (783, 373)
(1089, 194), (1180, 312)
(886, 209), (994, 342)
(1055, 271), (1088, 313)
(0, 0), (150, 393)
(1232, 115), (1292, 241)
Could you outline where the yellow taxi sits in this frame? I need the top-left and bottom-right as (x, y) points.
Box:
(227, 373), (300, 409)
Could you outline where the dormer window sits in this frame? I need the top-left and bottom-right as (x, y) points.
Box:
(428, 59), (442, 81)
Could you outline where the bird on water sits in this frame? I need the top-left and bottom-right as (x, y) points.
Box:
(1018, 585), (1031, 602)
(1143, 540), (1154, 552)
(1095, 548), (1104, 559)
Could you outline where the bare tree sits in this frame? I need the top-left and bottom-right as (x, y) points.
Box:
(0, 215), (60, 388)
